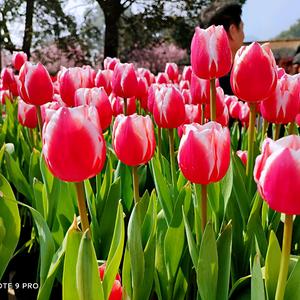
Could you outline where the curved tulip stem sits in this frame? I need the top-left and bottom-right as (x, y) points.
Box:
(132, 166), (140, 204)
(210, 78), (216, 121)
(124, 98), (128, 116)
(201, 184), (207, 233)
(35, 105), (43, 139)
(168, 128), (177, 193)
(246, 103), (256, 191)
(275, 214), (293, 300)
(75, 181), (90, 236)
(274, 123), (281, 140)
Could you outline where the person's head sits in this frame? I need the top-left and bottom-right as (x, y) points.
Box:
(292, 53), (300, 74)
(202, 2), (244, 57)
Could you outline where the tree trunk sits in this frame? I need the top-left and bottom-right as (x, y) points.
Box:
(22, 0), (34, 59)
(97, 0), (124, 58)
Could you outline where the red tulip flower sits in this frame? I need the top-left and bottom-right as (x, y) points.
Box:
(260, 74), (300, 124)
(18, 62), (54, 105)
(165, 63), (179, 83)
(153, 85), (185, 128)
(224, 95), (238, 110)
(178, 104), (202, 137)
(12, 51), (28, 71)
(0, 90), (12, 105)
(254, 135), (300, 214)
(229, 100), (243, 119)
(236, 150), (248, 166)
(137, 68), (154, 86)
(59, 67), (93, 107)
(182, 66), (193, 82)
(43, 106), (106, 182)
(74, 87), (113, 130)
(110, 95), (136, 116)
(103, 57), (120, 71)
(18, 99), (38, 128)
(98, 264), (122, 300)
(231, 42), (277, 102)
(111, 63), (138, 98)
(191, 25), (232, 80)
(239, 103), (250, 127)
(1, 68), (19, 96)
(156, 73), (170, 84)
(296, 114), (300, 127)
(182, 89), (192, 104)
(112, 114), (156, 166)
(95, 69), (113, 95)
(178, 121), (230, 184)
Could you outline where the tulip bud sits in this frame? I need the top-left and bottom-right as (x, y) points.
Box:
(178, 121), (231, 184)
(103, 57), (120, 71)
(0, 90), (12, 105)
(191, 25), (232, 79)
(18, 99), (38, 128)
(230, 42), (277, 102)
(12, 51), (28, 71)
(254, 136), (300, 214)
(95, 69), (113, 95)
(156, 73), (170, 84)
(182, 66), (193, 82)
(165, 63), (179, 83)
(43, 106), (106, 182)
(112, 114), (156, 166)
(1, 68), (19, 96)
(236, 150), (248, 166)
(153, 85), (185, 128)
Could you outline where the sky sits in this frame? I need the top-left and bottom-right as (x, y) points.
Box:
(242, 0), (300, 42)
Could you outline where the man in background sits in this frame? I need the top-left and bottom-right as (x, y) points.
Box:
(201, 2), (245, 94)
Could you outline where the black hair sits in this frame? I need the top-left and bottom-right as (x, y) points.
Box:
(202, 2), (243, 32)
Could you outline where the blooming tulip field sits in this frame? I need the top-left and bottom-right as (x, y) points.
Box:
(1, 25), (300, 300)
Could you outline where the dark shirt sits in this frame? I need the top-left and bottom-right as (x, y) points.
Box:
(219, 70), (233, 95)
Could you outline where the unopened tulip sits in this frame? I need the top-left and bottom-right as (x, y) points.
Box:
(75, 87), (113, 130)
(236, 150), (248, 166)
(179, 80), (190, 91)
(224, 95), (238, 109)
(165, 63), (179, 82)
(111, 63), (138, 98)
(1, 68), (18, 96)
(153, 85), (185, 128)
(231, 42), (277, 102)
(239, 103), (250, 127)
(112, 114), (156, 166)
(137, 68), (154, 86)
(229, 100), (243, 119)
(182, 89), (192, 104)
(103, 57), (120, 71)
(18, 99), (38, 128)
(260, 74), (300, 124)
(12, 51), (27, 71)
(98, 264), (122, 300)
(191, 25), (232, 79)
(43, 106), (106, 182)
(95, 69), (113, 95)
(156, 73), (170, 84)
(110, 95), (136, 116)
(296, 114), (300, 127)
(182, 66), (193, 82)
(190, 73), (210, 104)
(0, 90), (12, 104)
(254, 136), (300, 214)
(178, 122), (230, 184)
(178, 104), (202, 137)
(59, 67), (94, 107)
(18, 62), (54, 105)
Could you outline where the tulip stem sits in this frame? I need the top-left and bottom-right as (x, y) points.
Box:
(210, 78), (216, 121)
(124, 98), (128, 116)
(275, 214), (293, 300)
(168, 128), (177, 193)
(157, 126), (162, 158)
(246, 103), (256, 192)
(75, 182), (90, 236)
(132, 166), (140, 204)
(288, 122), (296, 135)
(201, 184), (207, 233)
(262, 119), (269, 141)
(201, 104), (205, 125)
(35, 105), (43, 138)
(274, 123), (281, 140)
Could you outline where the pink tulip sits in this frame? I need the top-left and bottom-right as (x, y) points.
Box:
(296, 114), (300, 127)
(229, 100), (243, 119)
(224, 95), (238, 109)
(95, 69), (113, 95)
(1, 68), (19, 96)
(231, 42), (277, 102)
(112, 114), (156, 166)
(178, 104), (202, 137)
(111, 63), (138, 98)
(99, 264), (122, 300)
(182, 66), (193, 82)
(239, 103), (250, 127)
(260, 74), (300, 124)
(156, 73), (170, 84)
(110, 95), (136, 116)
(74, 87), (113, 130)
(190, 73), (210, 104)
(58, 67), (94, 107)
(236, 150), (248, 166)
(0, 90), (12, 104)
(103, 57), (120, 71)
(165, 63), (179, 82)
(182, 89), (192, 104)
(43, 106), (106, 182)
(178, 122), (230, 184)
(12, 51), (28, 71)
(153, 85), (185, 128)
(254, 135), (300, 214)
(179, 80), (190, 91)
(18, 62), (54, 105)
(191, 25), (232, 79)
(18, 99), (38, 128)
